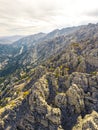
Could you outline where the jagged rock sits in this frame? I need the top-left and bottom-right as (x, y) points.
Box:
(72, 111), (98, 130)
(28, 75), (63, 129)
(0, 23), (98, 130)
(70, 72), (89, 92)
(55, 93), (67, 107)
(66, 84), (85, 114)
(46, 107), (61, 125)
(77, 59), (86, 73)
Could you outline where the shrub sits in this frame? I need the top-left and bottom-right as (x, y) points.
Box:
(23, 91), (29, 98)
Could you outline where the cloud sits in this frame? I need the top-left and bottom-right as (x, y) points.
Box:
(0, 0), (98, 36)
(85, 9), (98, 17)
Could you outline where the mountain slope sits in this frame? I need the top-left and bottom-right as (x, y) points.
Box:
(1, 23), (98, 77)
(0, 29), (98, 130)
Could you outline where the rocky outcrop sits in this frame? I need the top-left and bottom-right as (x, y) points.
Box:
(0, 24), (98, 130)
(0, 70), (97, 130)
(15, 72), (98, 130)
(66, 84), (85, 114)
(72, 111), (98, 130)
(28, 75), (63, 129)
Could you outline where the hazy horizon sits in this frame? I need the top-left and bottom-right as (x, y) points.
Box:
(0, 22), (98, 37)
(0, 0), (98, 36)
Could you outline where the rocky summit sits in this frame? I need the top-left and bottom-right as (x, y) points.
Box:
(0, 23), (98, 130)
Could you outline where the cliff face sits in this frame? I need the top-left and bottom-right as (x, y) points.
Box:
(73, 111), (98, 130)
(0, 24), (98, 130)
(16, 73), (98, 130)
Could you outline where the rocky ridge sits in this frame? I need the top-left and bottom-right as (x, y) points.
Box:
(0, 23), (98, 130)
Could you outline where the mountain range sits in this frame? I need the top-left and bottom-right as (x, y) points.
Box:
(0, 35), (24, 45)
(0, 23), (98, 130)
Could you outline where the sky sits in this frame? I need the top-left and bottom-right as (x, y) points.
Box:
(0, 0), (98, 36)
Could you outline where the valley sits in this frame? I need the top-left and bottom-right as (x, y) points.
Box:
(0, 23), (98, 130)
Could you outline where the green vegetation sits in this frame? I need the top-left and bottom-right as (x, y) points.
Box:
(23, 91), (30, 98)
(90, 71), (97, 75)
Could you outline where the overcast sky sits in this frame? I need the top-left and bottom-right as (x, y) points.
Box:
(0, 0), (98, 36)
